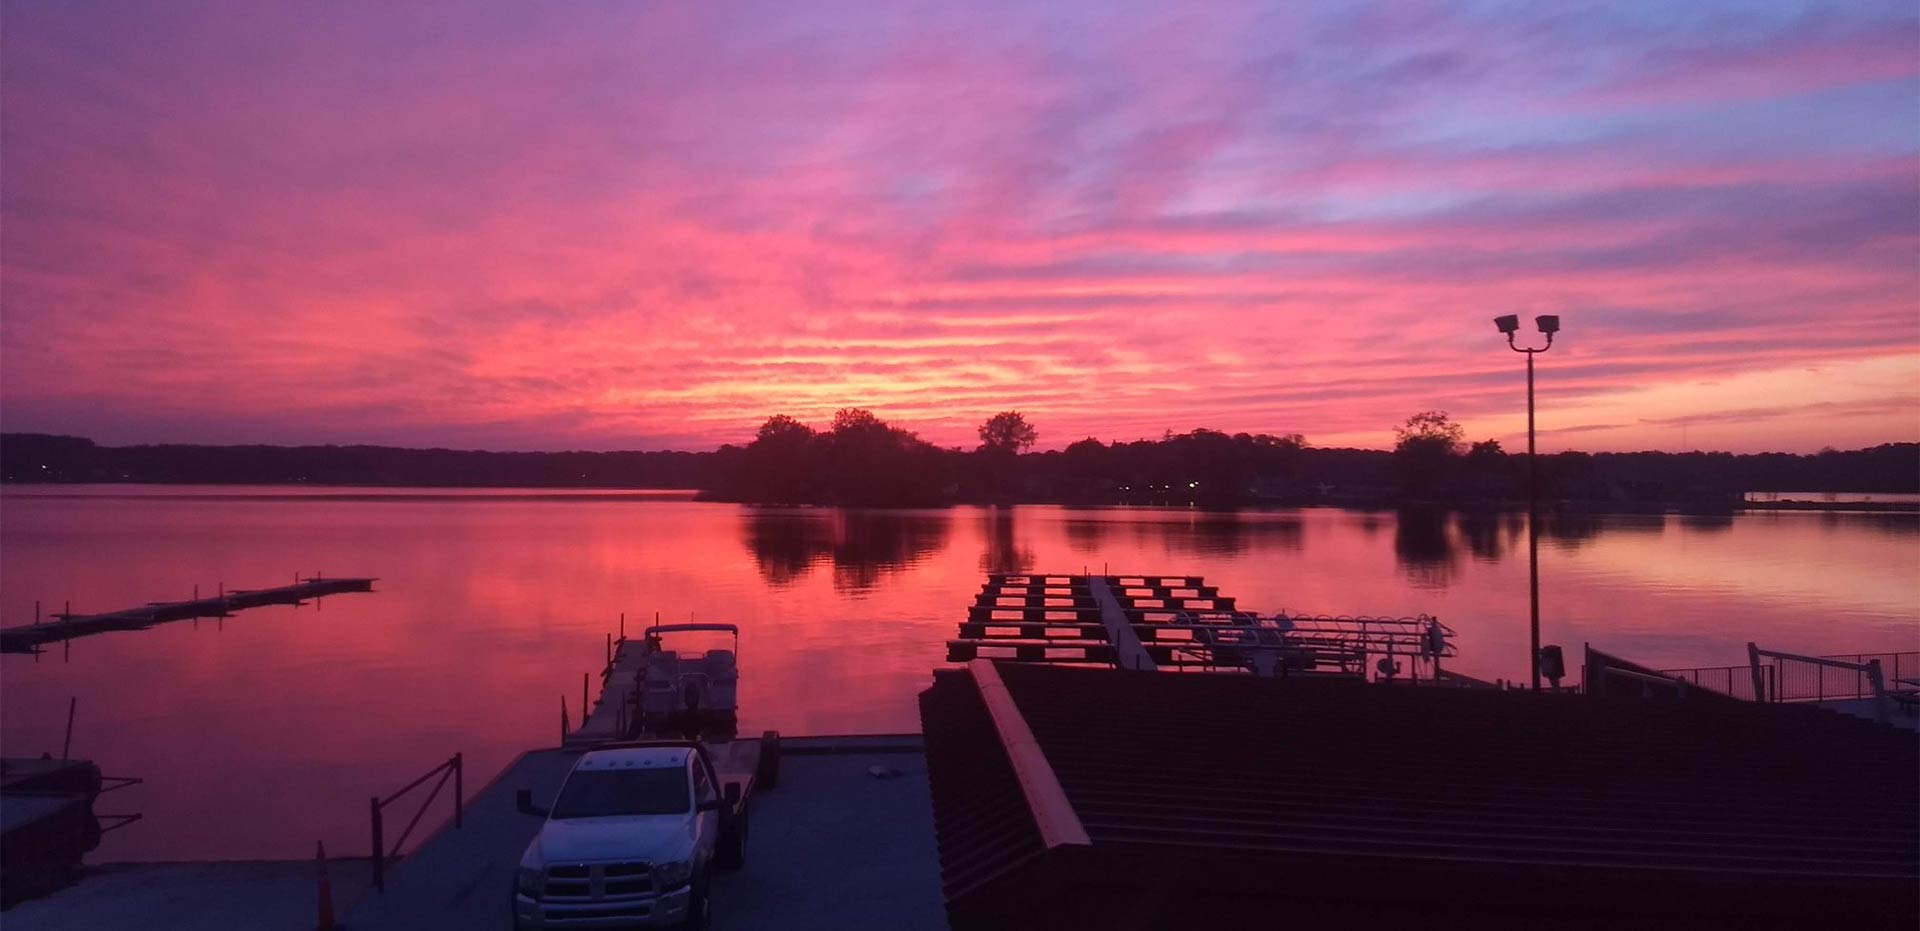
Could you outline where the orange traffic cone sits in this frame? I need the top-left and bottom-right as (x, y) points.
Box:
(315, 840), (336, 930)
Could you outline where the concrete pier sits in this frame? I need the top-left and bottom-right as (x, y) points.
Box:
(345, 737), (940, 930)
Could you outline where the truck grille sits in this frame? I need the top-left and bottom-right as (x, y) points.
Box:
(542, 861), (654, 900)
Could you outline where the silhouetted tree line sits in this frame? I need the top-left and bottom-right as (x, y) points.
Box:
(1375, 411), (1919, 510)
(707, 409), (953, 506)
(0, 433), (704, 488)
(5, 419), (1915, 509)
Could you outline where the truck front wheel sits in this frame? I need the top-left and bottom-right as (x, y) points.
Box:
(679, 876), (712, 930)
(717, 812), (747, 871)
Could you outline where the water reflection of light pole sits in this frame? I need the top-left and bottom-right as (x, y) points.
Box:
(1494, 313), (1559, 691)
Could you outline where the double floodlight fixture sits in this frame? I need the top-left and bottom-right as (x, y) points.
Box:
(1493, 313), (1560, 348)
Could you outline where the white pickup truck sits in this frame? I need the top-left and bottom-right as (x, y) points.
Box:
(512, 741), (750, 930)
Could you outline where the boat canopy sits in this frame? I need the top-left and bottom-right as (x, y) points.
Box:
(645, 623), (739, 636)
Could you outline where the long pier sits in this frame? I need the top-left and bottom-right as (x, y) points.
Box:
(0, 576), (376, 653)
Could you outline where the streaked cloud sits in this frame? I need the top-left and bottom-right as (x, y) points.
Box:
(2, 0), (1915, 452)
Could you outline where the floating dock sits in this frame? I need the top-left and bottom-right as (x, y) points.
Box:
(0, 576), (376, 653)
(951, 573), (1457, 680)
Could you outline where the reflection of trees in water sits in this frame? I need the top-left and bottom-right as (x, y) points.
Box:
(1357, 513), (1383, 537)
(1062, 514), (1108, 553)
(1544, 510), (1604, 551)
(742, 510), (833, 586)
(1394, 508), (1457, 590)
(979, 508), (1036, 575)
(740, 509), (952, 593)
(1161, 512), (1303, 557)
(1453, 510), (1509, 562)
(1678, 513), (1735, 533)
(1545, 511), (1663, 551)
(1836, 513), (1920, 536)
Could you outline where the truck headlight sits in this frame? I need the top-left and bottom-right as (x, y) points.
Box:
(516, 866), (544, 899)
(652, 858), (692, 889)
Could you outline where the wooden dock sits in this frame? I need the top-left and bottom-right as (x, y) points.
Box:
(0, 576), (376, 653)
(565, 635), (648, 749)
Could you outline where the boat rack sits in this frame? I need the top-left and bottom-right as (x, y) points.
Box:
(948, 573), (1455, 681)
(1163, 610), (1455, 679)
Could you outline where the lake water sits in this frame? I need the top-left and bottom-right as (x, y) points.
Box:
(2, 486), (1916, 861)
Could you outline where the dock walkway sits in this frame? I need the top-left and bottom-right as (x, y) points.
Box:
(0, 577), (376, 653)
(1086, 577), (1156, 672)
(565, 636), (647, 748)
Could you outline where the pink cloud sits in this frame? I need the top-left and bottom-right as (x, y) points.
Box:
(2, 1), (1916, 454)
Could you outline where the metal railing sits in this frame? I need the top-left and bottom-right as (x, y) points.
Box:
(370, 753), (463, 892)
(1749, 648), (1918, 705)
(1658, 651), (1918, 706)
(1593, 664), (1691, 699)
(1803, 652), (1916, 698)
(1658, 664), (1774, 702)
(96, 774), (144, 836)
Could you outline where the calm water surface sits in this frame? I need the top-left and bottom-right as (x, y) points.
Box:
(2, 487), (1915, 861)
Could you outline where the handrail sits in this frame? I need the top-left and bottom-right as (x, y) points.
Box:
(370, 752), (463, 892)
(1749, 642), (1889, 724)
(1656, 663), (1774, 701)
(1597, 665), (1689, 696)
(967, 660), (1091, 849)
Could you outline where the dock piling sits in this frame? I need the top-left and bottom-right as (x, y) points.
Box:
(369, 796), (384, 891)
(316, 841), (336, 929)
(561, 696), (570, 744)
(583, 672), (590, 717)
(61, 697), (76, 759)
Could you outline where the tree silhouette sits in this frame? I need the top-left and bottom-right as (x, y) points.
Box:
(976, 411), (1039, 498)
(742, 415), (818, 503)
(977, 411), (1038, 454)
(1393, 410), (1464, 499)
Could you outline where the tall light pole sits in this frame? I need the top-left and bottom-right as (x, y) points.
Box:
(1493, 313), (1559, 691)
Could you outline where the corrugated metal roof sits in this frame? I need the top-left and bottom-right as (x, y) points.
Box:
(923, 661), (1919, 929)
(1003, 664), (1915, 873)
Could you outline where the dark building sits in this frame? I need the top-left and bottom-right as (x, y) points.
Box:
(920, 661), (1918, 929)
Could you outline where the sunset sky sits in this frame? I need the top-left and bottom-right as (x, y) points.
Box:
(2, 1), (1916, 453)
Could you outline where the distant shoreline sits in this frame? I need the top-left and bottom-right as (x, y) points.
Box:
(5, 433), (1915, 512)
(3, 481), (1915, 515)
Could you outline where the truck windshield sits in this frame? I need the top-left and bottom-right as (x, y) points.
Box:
(551, 768), (691, 819)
